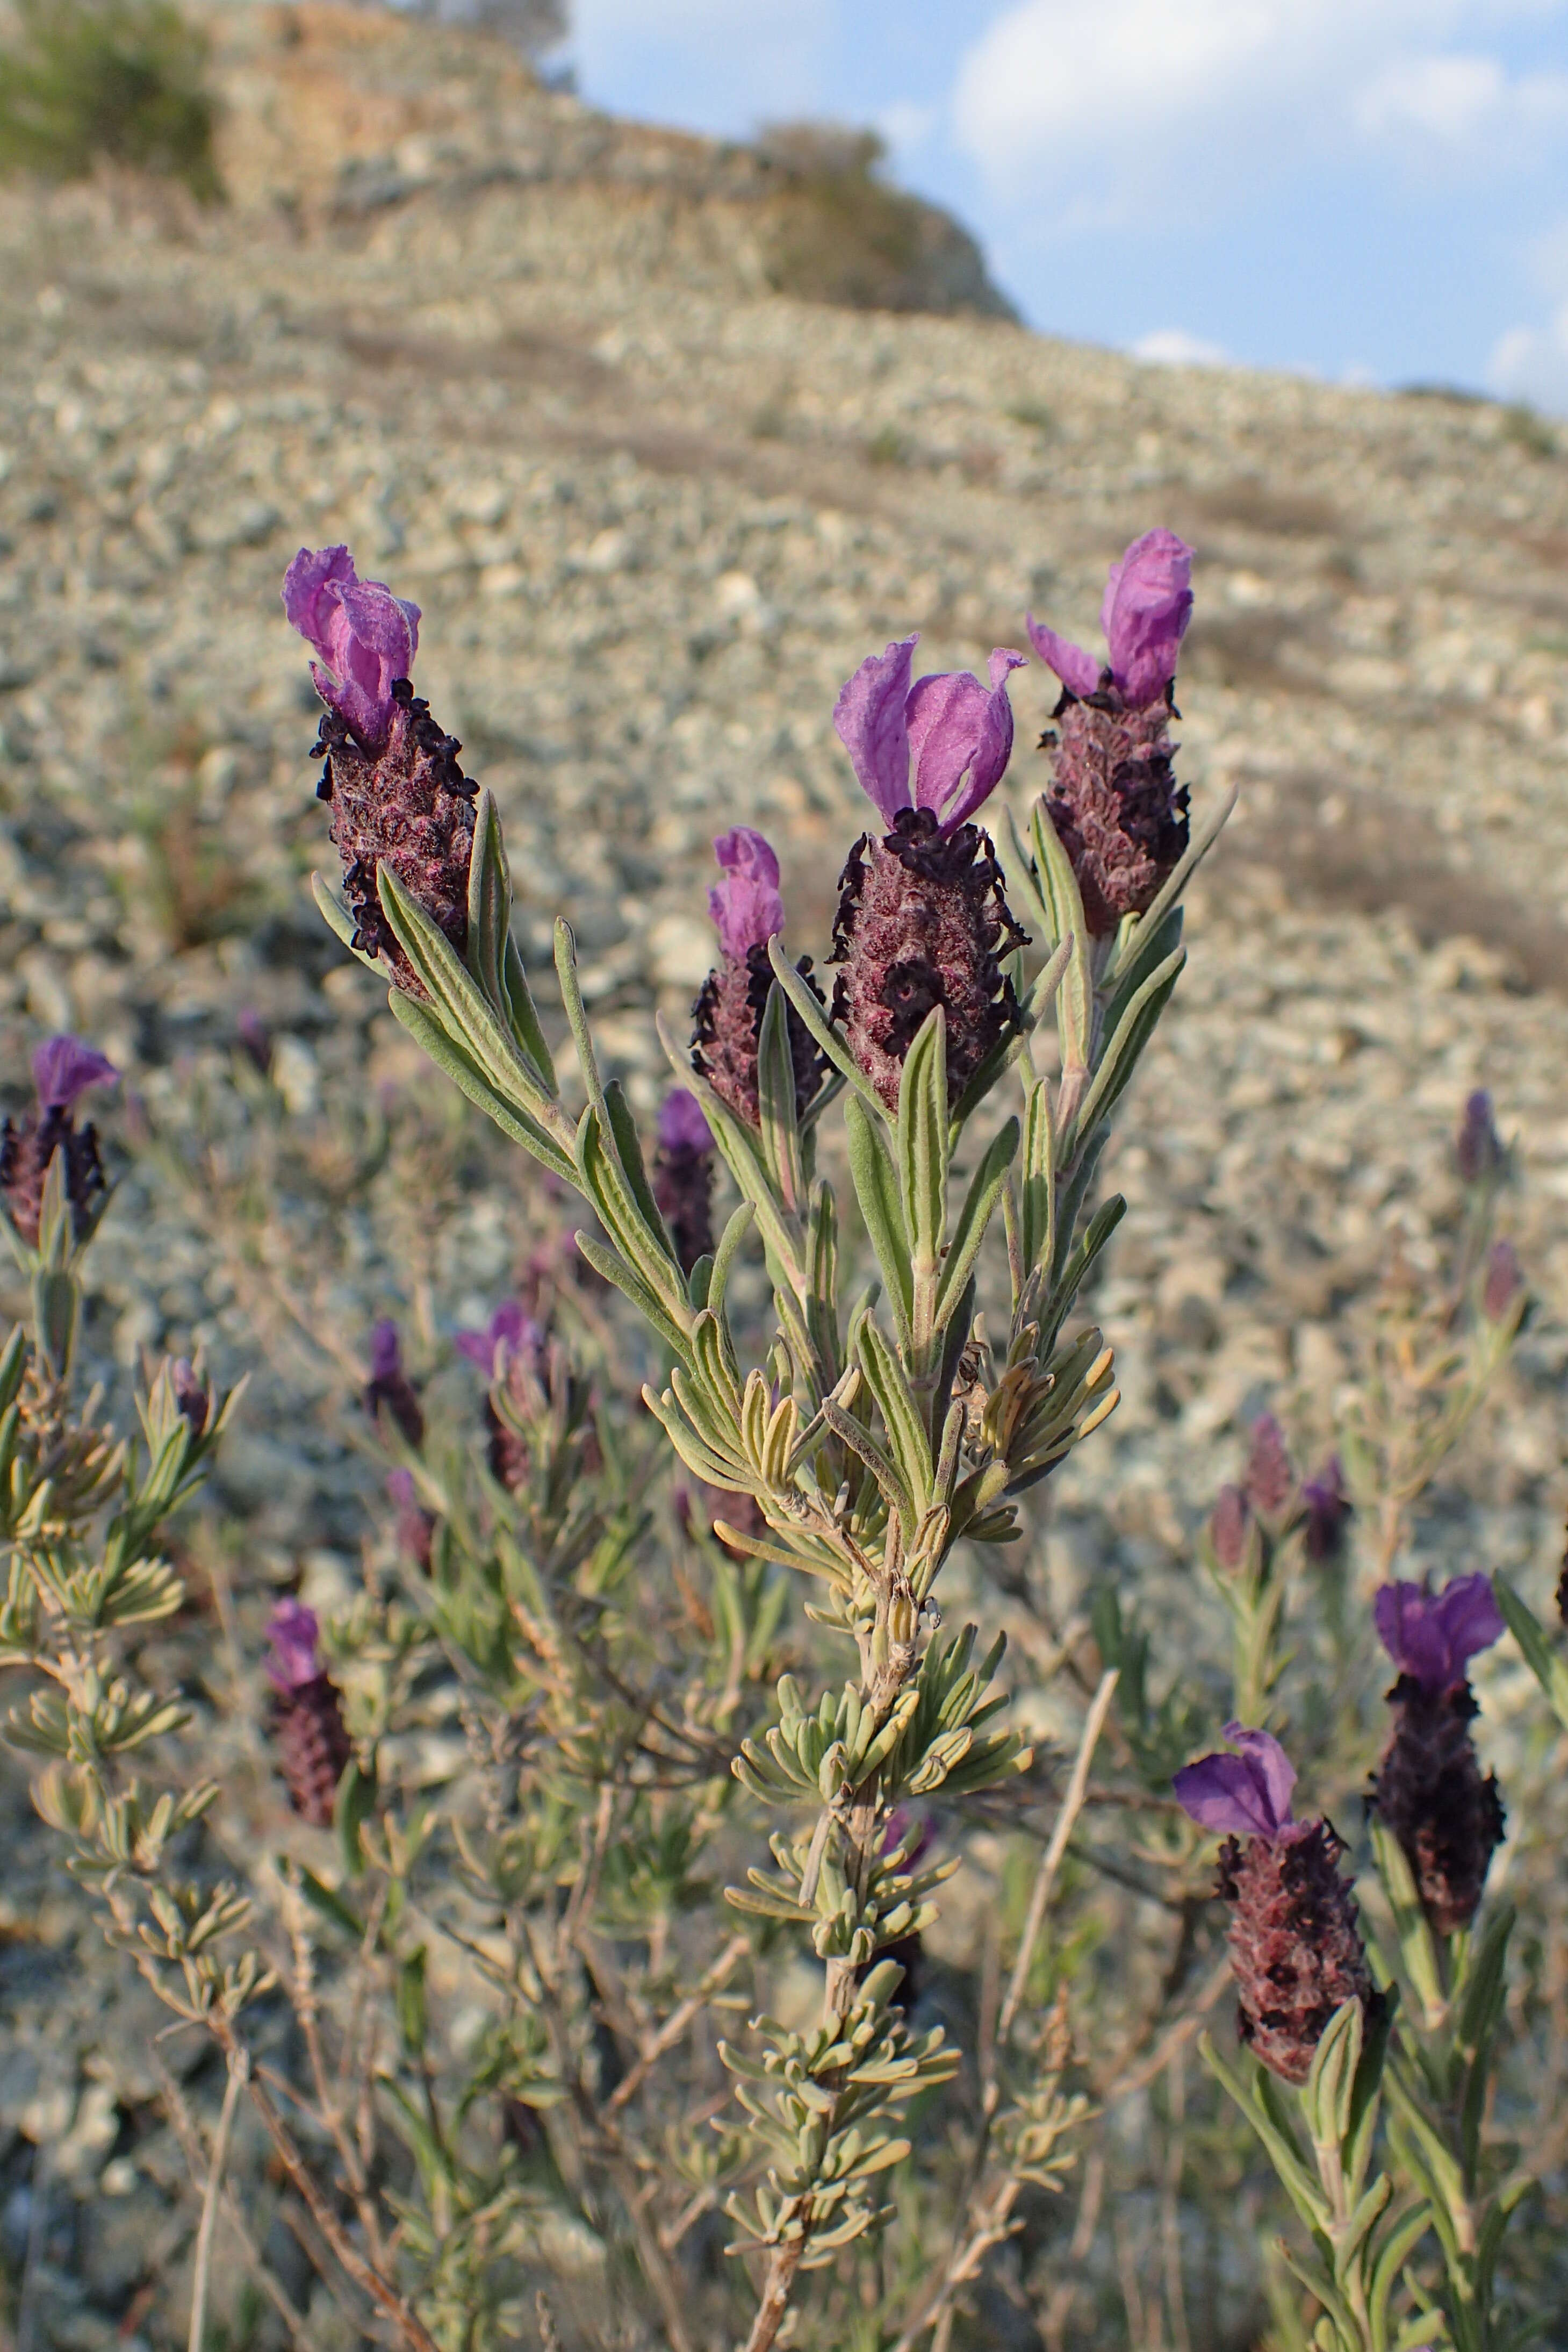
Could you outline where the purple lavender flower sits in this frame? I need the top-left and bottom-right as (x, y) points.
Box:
(653, 1087), (716, 1277)
(1209, 1485), (1252, 1573)
(170, 1358), (209, 1439)
(265, 1597), (352, 1826)
(1245, 1414), (1294, 1522)
(1373, 1574), (1503, 1695)
(1176, 1724), (1374, 2084)
(266, 1597), (324, 1694)
(1, 1034), (118, 1249)
(235, 1008), (273, 1077)
(1026, 530), (1194, 712)
(1301, 1455), (1350, 1562)
(1372, 1576), (1506, 1934)
(1456, 1089), (1505, 1185)
(365, 1318), (425, 1450)
(833, 636), (1026, 833)
(283, 545), (420, 754)
(692, 830), (824, 1129)
(284, 548), (476, 998)
(387, 1468), (435, 1573)
(1482, 1239), (1523, 1322)
(454, 1300), (541, 1379)
(708, 827), (785, 960)
(1027, 532), (1195, 938)
(32, 1036), (118, 1111)
(1174, 1723), (1297, 1841)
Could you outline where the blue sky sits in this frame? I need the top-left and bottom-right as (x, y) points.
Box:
(565, 0), (1568, 412)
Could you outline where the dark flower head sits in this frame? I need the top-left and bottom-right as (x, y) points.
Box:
(654, 1087), (716, 1277)
(1373, 1574), (1503, 1695)
(287, 549), (476, 999)
(266, 1597), (323, 1694)
(170, 1358), (209, 1438)
(693, 830), (824, 1128)
(1027, 530), (1194, 710)
(1456, 1089), (1505, 1185)
(235, 1008), (272, 1077)
(1301, 1455), (1350, 1562)
(1174, 1722), (1296, 1842)
(1, 1035), (117, 1249)
(658, 1086), (713, 1155)
(1245, 1413), (1294, 1521)
(1372, 1660), (1505, 1935)
(709, 828), (785, 960)
(1209, 1485), (1251, 1572)
(835, 635), (1025, 834)
(1482, 1239), (1523, 1322)
(284, 545), (421, 753)
(454, 1301), (542, 1380)
(365, 1318), (425, 1449)
(387, 1468), (435, 1573)
(32, 1036), (118, 1112)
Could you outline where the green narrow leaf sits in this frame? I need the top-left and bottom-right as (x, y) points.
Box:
(845, 1097), (914, 1348)
(821, 1401), (915, 1535)
(1493, 1573), (1568, 1730)
(934, 1117), (1019, 1330)
(857, 1321), (933, 1510)
(709, 1201), (756, 1322)
(766, 935), (886, 1118)
(1019, 799), (1091, 1073)
(464, 786), (512, 1013)
(1020, 1077), (1056, 1278)
(379, 864), (556, 1114)
(756, 979), (805, 1209)
(1103, 781), (1237, 994)
(1064, 945), (1186, 1159)
(311, 869), (384, 974)
(387, 995), (576, 1184)
(896, 1007), (948, 1358)
(501, 934), (558, 1093)
(575, 1234), (690, 1357)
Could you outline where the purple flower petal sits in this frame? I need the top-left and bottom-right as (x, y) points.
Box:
(708, 827), (784, 960)
(1375, 1574), (1504, 1693)
(283, 547), (420, 751)
(454, 1300), (539, 1378)
(282, 544), (356, 662)
(266, 1597), (322, 1693)
(31, 1035), (118, 1111)
(369, 1318), (402, 1383)
(908, 648), (1025, 831)
(1024, 615), (1102, 701)
(833, 635), (918, 825)
(1173, 1722), (1297, 1841)
(658, 1087), (713, 1154)
(1102, 529), (1193, 707)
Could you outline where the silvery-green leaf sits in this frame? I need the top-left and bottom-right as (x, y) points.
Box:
(766, 936), (886, 1120)
(844, 1098), (913, 1350)
(32, 1268), (77, 1382)
(464, 786), (512, 1014)
(1493, 1573), (1568, 1732)
(501, 935), (558, 1094)
(575, 1232), (689, 1357)
(379, 865), (558, 1120)
(896, 1007), (947, 1358)
(654, 1013), (807, 1298)
(756, 979), (804, 1210)
(1015, 799), (1091, 1075)
(1040, 1194), (1126, 1352)
(311, 870), (384, 976)
(934, 1117), (1019, 1333)
(1102, 781), (1237, 995)
(1020, 1078), (1056, 1279)
(855, 1321), (932, 1514)
(1304, 1999), (1363, 2152)
(388, 995), (576, 1184)
(1063, 945), (1185, 1161)
(821, 1400), (915, 1537)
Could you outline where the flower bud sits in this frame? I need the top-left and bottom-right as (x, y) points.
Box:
(284, 548), (477, 999)
(170, 1358), (209, 1438)
(691, 829), (824, 1125)
(1456, 1089), (1505, 1185)
(1245, 1413), (1294, 1522)
(1175, 1724), (1375, 2084)
(1027, 532), (1195, 937)
(1300, 1455), (1350, 1562)
(365, 1318), (424, 1450)
(652, 1087), (715, 1276)
(0, 1035), (117, 1249)
(1209, 1485), (1251, 1571)
(455, 1302), (543, 1492)
(1371, 1575), (1505, 1933)
(265, 1600), (351, 1828)
(1481, 1239), (1523, 1323)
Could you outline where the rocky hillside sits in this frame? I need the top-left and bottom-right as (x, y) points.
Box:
(3, 9), (1568, 2331)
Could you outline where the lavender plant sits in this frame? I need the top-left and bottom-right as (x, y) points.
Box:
(2, 522), (1562, 2351)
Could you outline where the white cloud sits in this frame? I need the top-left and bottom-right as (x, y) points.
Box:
(1131, 327), (1230, 368)
(1487, 307), (1568, 409)
(876, 100), (938, 160)
(951, 0), (1568, 222)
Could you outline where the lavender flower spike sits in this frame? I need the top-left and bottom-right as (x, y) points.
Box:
(284, 547), (476, 999)
(266, 1598), (323, 1693)
(709, 828), (785, 959)
(455, 1300), (539, 1379)
(1174, 1723), (1297, 1841)
(32, 1036), (117, 1111)
(1026, 529), (1195, 711)
(654, 1087), (716, 1277)
(1373, 1574), (1504, 1696)
(283, 545), (420, 754)
(693, 829), (823, 1128)
(833, 635), (1026, 834)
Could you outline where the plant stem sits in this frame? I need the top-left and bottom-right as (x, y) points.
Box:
(188, 2048), (247, 2352)
(744, 2235), (807, 2352)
